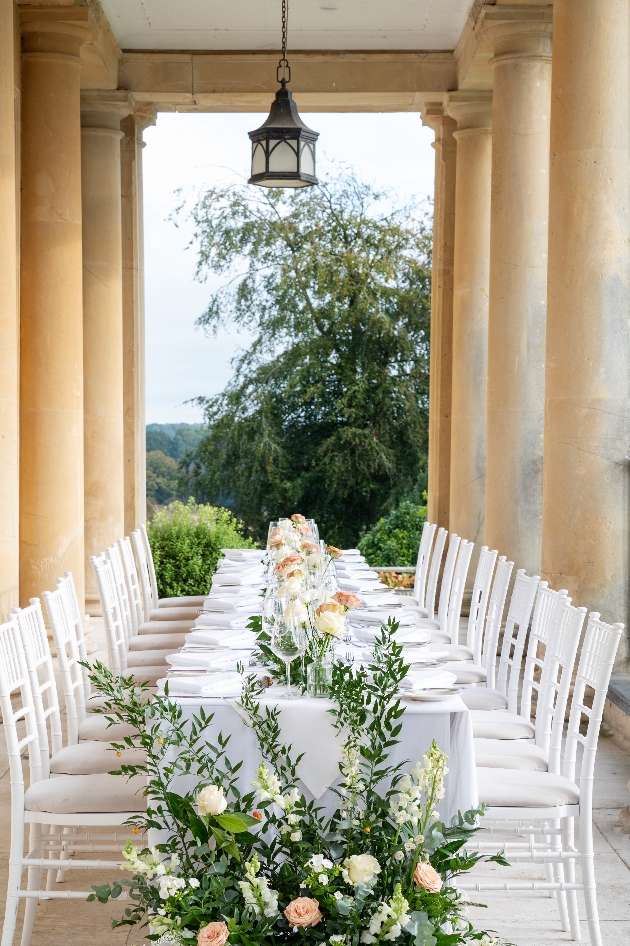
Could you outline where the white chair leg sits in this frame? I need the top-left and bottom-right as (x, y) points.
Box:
(55, 827), (73, 883)
(20, 824), (42, 946)
(551, 818), (570, 932)
(581, 815), (602, 946)
(1, 857), (22, 946)
(563, 816), (581, 941)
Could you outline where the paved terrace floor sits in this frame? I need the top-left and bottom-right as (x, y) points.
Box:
(1, 619), (629, 945)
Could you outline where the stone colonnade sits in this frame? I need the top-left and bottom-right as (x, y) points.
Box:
(425, 0), (630, 659)
(0, 4), (149, 617)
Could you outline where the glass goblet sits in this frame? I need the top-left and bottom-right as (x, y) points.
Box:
(269, 618), (306, 699)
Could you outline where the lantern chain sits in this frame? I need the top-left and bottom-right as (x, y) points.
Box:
(277, 0), (291, 85)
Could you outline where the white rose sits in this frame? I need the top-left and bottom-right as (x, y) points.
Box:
(344, 854), (381, 886)
(278, 576), (303, 598)
(274, 545), (293, 562)
(315, 609), (345, 638)
(196, 784), (227, 816)
(284, 599), (308, 623)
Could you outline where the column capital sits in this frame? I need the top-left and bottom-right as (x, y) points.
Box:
(133, 102), (158, 133)
(479, 5), (553, 64)
(81, 91), (133, 132)
(446, 90), (493, 134)
(420, 101), (457, 140)
(20, 6), (93, 60)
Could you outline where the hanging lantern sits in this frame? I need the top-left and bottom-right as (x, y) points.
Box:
(248, 0), (319, 188)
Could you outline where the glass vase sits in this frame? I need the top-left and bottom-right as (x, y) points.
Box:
(307, 652), (333, 698)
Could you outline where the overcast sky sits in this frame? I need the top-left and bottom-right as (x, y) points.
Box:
(143, 111), (436, 424)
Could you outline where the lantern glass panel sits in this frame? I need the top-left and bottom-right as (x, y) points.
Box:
(251, 142), (266, 176)
(300, 141), (315, 176)
(268, 139), (298, 173)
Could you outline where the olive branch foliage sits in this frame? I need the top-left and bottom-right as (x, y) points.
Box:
(81, 621), (508, 945)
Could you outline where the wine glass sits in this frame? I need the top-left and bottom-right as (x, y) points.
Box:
(270, 618), (306, 700)
(266, 520), (279, 548)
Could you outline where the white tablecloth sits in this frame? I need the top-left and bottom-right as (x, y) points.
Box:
(161, 693), (477, 823)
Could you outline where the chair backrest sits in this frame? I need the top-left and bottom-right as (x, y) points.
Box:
(108, 542), (134, 641)
(519, 584), (569, 722)
(0, 617), (42, 791)
(132, 528), (155, 618)
(536, 598), (587, 772)
(423, 526), (447, 620)
(413, 521), (437, 610)
(140, 522), (160, 608)
(496, 570), (541, 713)
(43, 587), (87, 743)
(562, 614), (624, 802)
(465, 546), (498, 658)
(55, 571), (91, 697)
(481, 556), (514, 687)
(119, 536), (146, 628)
(445, 539), (474, 645)
(435, 533), (461, 634)
(11, 600), (64, 778)
(91, 555), (128, 673)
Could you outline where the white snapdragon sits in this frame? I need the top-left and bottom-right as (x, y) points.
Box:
(251, 761), (282, 803)
(238, 854), (280, 918)
(308, 854), (333, 871)
(361, 885), (409, 944)
(158, 875), (187, 900)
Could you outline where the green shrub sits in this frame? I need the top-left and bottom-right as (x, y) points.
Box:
(147, 499), (258, 598)
(358, 498), (427, 567)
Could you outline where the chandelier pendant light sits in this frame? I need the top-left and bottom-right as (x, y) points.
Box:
(248, 0), (319, 188)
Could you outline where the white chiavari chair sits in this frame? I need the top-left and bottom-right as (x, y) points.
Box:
(119, 536), (195, 633)
(136, 522), (208, 610)
(409, 525), (447, 620)
(410, 521), (437, 612)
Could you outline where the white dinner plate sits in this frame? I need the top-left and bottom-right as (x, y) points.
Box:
(398, 688), (460, 702)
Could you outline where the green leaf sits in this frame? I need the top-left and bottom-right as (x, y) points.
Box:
(214, 812), (258, 833)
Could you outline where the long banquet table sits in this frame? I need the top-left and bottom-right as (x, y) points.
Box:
(160, 690), (478, 823)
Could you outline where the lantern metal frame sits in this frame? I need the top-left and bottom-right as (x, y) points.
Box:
(248, 0), (319, 189)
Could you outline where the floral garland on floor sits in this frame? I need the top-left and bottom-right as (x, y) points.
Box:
(87, 625), (509, 946)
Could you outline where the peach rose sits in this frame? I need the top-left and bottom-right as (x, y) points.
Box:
(198, 921), (229, 946)
(413, 862), (443, 893)
(333, 591), (362, 611)
(316, 601), (345, 616)
(326, 545), (343, 560)
(301, 540), (321, 555)
(291, 514), (306, 523)
(274, 554), (305, 577)
(297, 524), (312, 536)
(284, 897), (322, 928)
(269, 536), (284, 549)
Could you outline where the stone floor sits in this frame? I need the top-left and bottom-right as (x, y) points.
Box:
(1, 619), (629, 945)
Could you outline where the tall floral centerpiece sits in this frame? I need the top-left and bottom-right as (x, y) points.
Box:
(86, 624), (508, 945)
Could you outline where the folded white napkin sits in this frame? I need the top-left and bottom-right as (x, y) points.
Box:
(194, 610), (256, 629)
(202, 595), (262, 612)
(336, 569), (380, 581)
(351, 624), (432, 645)
(166, 650), (252, 671)
(341, 549), (362, 555)
(360, 647), (448, 664)
(350, 609), (419, 626)
(399, 669), (457, 691)
(212, 571), (264, 586)
(186, 630), (258, 648)
(220, 549), (264, 561)
(159, 671), (244, 698)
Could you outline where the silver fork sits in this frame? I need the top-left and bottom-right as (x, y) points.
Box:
(345, 651), (355, 665)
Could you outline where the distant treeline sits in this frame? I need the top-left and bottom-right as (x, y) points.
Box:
(146, 423), (205, 509)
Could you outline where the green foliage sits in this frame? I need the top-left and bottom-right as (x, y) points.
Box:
(147, 423), (207, 462)
(359, 499), (428, 567)
(177, 169), (432, 547)
(146, 450), (181, 507)
(147, 499), (257, 597)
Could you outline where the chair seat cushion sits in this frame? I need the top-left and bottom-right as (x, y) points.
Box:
(441, 662), (487, 684)
(138, 620), (195, 635)
(477, 768), (579, 808)
(474, 738), (548, 772)
(458, 688), (508, 711)
(128, 634), (187, 652)
(78, 716), (139, 742)
(470, 710), (535, 740)
(25, 774), (147, 813)
(50, 743), (146, 776)
(158, 595), (207, 608)
(148, 607), (199, 623)
(126, 650), (171, 668)
(426, 642), (474, 661)
(126, 667), (170, 687)
(416, 618), (440, 630)
(85, 694), (109, 713)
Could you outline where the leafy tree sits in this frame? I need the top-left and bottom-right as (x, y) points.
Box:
(147, 423), (206, 461)
(358, 498), (427, 567)
(146, 450), (180, 507)
(179, 170), (431, 547)
(146, 428), (174, 457)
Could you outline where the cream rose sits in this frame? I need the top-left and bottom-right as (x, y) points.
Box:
(314, 607), (345, 638)
(196, 785), (227, 817)
(284, 897), (322, 928)
(198, 921), (229, 946)
(283, 599), (308, 623)
(344, 854), (381, 885)
(278, 576), (303, 598)
(413, 862), (443, 892)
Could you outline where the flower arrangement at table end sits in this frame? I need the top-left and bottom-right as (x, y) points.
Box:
(85, 624), (511, 946)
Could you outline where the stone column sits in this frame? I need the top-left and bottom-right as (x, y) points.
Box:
(542, 0), (630, 664)
(446, 91), (493, 547)
(19, 7), (91, 608)
(0, 0), (19, 618)
(422, 103), (456, 531)
(121, 104), (155, 534)
(482, 8), (553, 575)
(81, 92), (132, 615)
